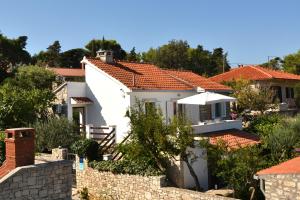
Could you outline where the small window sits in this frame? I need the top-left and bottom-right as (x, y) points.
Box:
(286, 87), (290, 98)
(215, 103), (222, 118)
(178, 104), (185, 117)
(173, 102), (177, 116)
(291, 88), (295, 98)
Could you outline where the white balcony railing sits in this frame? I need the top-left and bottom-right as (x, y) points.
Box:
(192, 119), (242, 134)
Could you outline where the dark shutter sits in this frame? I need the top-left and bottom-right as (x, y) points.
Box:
(286, 87), (290, 98)
(291, 88), (295, 98)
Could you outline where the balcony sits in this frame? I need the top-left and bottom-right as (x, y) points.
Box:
(192, 119), (242, 134)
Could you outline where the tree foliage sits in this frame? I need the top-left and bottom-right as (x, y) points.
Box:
(33, 117), (80, 152)
(126, 47), (141, 62)
(141, 40), (230, 76)
(261, 57), (282, 70)
(282, 50), (300, 74)
(85, 37), (126, 60)
(59, 48), (89, 68)
(0, 66), (55, 129)
(124, 101), (202, 190)
(226, 79), (276, 114)
(0, 34), (31, 68)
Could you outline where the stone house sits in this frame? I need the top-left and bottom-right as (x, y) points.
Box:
(210, 65), (300, 112)
(255, 156), (300, 200)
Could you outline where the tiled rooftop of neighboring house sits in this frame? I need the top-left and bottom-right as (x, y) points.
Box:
(257, 156), (300, 175)
(209, 65), (300, 83)
(85, 58), (231, 91)
(202, 129), (260, 149)
(50, 68), (85, 77)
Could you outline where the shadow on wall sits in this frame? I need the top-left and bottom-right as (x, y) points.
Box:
(86, 85), (107, 127)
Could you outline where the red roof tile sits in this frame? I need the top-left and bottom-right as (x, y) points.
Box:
(85, 58), (230, 91)
(257, 156), (300, 175)
(210, 65), (300, 83)
(202, 129), (260, 149)
(165, 69), (231, 91)
(71, 97), (93, 104)
(50, 68), (85, 77)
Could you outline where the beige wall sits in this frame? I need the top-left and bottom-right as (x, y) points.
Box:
(259, 174), (300, 200)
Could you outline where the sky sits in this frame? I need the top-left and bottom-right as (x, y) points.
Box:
(0, 0), (300, 66)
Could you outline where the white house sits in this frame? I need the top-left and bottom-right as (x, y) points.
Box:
(52, 50), (260, 190)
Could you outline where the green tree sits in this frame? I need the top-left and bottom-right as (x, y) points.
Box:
(32, 41), (62, 67)
(125, 101), (202, 190)
(226, 79), (276, 114)
(156, 40), (190, 69)
(282, 50), (300, 74)
(0, 66), (55, 128)
(59, 48), (89, 68)
(211, 48), (230, 74)
(0, 33), (31, 72)
(85, 37), (126, 60)
(126, 47), (140, 62)
(188, 45), (213, 76)
(33, 117), (80, 152)
(261, 57), (282, 70)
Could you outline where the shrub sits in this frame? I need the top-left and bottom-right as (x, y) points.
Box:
(33, 117), (80, 152)
(71, 139), (99, 161)
(245, 114), (282, 138)
(89, 159), (163, 176)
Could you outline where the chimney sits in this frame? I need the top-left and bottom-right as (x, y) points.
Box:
(0, 128), (35, 178)
(96, 49), (114, 63)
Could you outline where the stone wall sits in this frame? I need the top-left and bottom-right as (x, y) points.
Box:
(261, 174), (300, 200)
(0, 160), (73, 200)
(76, 165), (235, 200)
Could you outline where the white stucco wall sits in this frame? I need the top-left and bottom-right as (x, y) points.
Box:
(84, 62), (131, 143)
(66, 82), (87, 120)
(183, 147), (208, 190)
(130, 91), (196, 123)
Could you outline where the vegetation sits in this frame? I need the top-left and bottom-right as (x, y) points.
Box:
(123, 101), (203, 190)
(79, 187), (90, 200)
(0, 132), (5, 165)
(0, 66), (55, 129)
(71, 139), (99, 161)
(209, 114), (300, 199)
(225, 79), (276, 114)
(282, 50), (300, 74)
(142, 40), (230, 76)
(33, 117), (80, 152)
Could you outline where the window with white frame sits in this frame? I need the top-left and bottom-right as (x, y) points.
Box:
(145, 101), (155, 115)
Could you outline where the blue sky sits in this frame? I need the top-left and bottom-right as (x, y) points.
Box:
(0, 0), (299, 66)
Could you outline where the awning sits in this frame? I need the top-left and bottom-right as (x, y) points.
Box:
(177, 92), (236, 105)
(70, 97), (93, 105)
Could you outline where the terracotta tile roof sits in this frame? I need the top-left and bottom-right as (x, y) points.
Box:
(202, 129), (260, 149)
(210, 65), (300, 83)
(85, 58), (230, 91)
(71, 97), (93, 104)
(50, 68), (85, 77)
(257, 156), (300, 175)
(164, 69), (232, 91)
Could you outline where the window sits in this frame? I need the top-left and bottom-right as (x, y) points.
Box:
(173, 102), (177, 116)
(271, 86), (282, 102)
(178, 104), (185, 117)
(145, 102), (155, 115)
(286, 87), (294, 99)
(215, 103), (222, 118)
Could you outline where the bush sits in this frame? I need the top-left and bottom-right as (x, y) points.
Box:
(89, 159), (163, 176)
(33, 117), (80, 152)
(71, 139), (99, 161)
(245, 114), (282, 138)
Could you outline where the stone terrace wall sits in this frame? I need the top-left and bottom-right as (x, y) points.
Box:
(0, 160), (73, 200)
(262, 174), (300, 200)
(76, 166), (235, 200)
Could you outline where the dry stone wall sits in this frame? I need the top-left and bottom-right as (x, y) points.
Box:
(76, 165), (235, 200)
(0, 160), (73, 200)
(261, 174), (300, 200)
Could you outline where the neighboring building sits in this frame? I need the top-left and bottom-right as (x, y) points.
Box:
(50, 67), (85, 82)
(255, 156), (300, 200)
(52, 50), (260, 190)
(210, 65), (300, 112)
